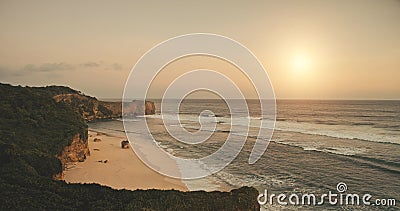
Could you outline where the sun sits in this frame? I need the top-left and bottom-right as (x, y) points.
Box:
(292, 54), (310, 73)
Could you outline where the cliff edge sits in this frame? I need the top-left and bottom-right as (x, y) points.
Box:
(53, 93), (155, 121)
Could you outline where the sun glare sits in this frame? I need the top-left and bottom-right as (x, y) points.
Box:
(293, 54), (310, 73)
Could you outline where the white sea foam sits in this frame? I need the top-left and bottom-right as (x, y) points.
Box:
(96, 100), (400, 199)
(147, 113), (399, 145)
(272, 138), (368, 156)
(274, 121), (400, 145)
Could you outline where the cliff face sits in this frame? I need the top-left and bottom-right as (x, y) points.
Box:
(55, 133), (90, 180)
(51, 92), (156, 179)
(53, 94), (155, 121)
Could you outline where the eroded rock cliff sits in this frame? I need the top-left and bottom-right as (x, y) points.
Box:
(55, 133), (90, 180)
(51, 92), (156, 179)
(53, 94), (155, 121)
(51, 91), (155, 179)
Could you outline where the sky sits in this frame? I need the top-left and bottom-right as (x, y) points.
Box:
(0, 0), (399, 99)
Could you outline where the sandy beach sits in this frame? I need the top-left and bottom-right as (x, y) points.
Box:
(64, 130), (187, 191)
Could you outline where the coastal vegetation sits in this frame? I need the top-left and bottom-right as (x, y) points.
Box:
(0, 83), (259, 210)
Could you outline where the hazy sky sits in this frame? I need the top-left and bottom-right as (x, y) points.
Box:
(0, 0), (399, 99)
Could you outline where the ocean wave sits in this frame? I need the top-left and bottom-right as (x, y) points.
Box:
(273, 139), (368, 156)
(274, 121), (400, 145)
(125, 112), (400, 145)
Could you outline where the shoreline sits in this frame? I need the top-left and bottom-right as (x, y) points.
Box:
(64, 130), (188, 191)
(84, 119), (235, 192)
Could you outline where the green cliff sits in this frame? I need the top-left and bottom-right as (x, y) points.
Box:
(0, 83), (259, 210)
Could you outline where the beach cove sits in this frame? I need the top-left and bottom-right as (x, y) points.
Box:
(64, 130), (187, 191)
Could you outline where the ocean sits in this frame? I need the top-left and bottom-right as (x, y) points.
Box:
(89, 99), (400, 210)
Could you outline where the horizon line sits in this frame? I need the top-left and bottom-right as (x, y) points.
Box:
(100, 97), (400, 101)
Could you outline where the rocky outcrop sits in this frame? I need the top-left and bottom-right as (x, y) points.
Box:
(55, 133), (90, 180)
(145, 101), (156, 115)
(51, 91), (156, 179)
(123, 100), (156, 117)
(53, 94), (155, 121)
(121, 140), (130, 149)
